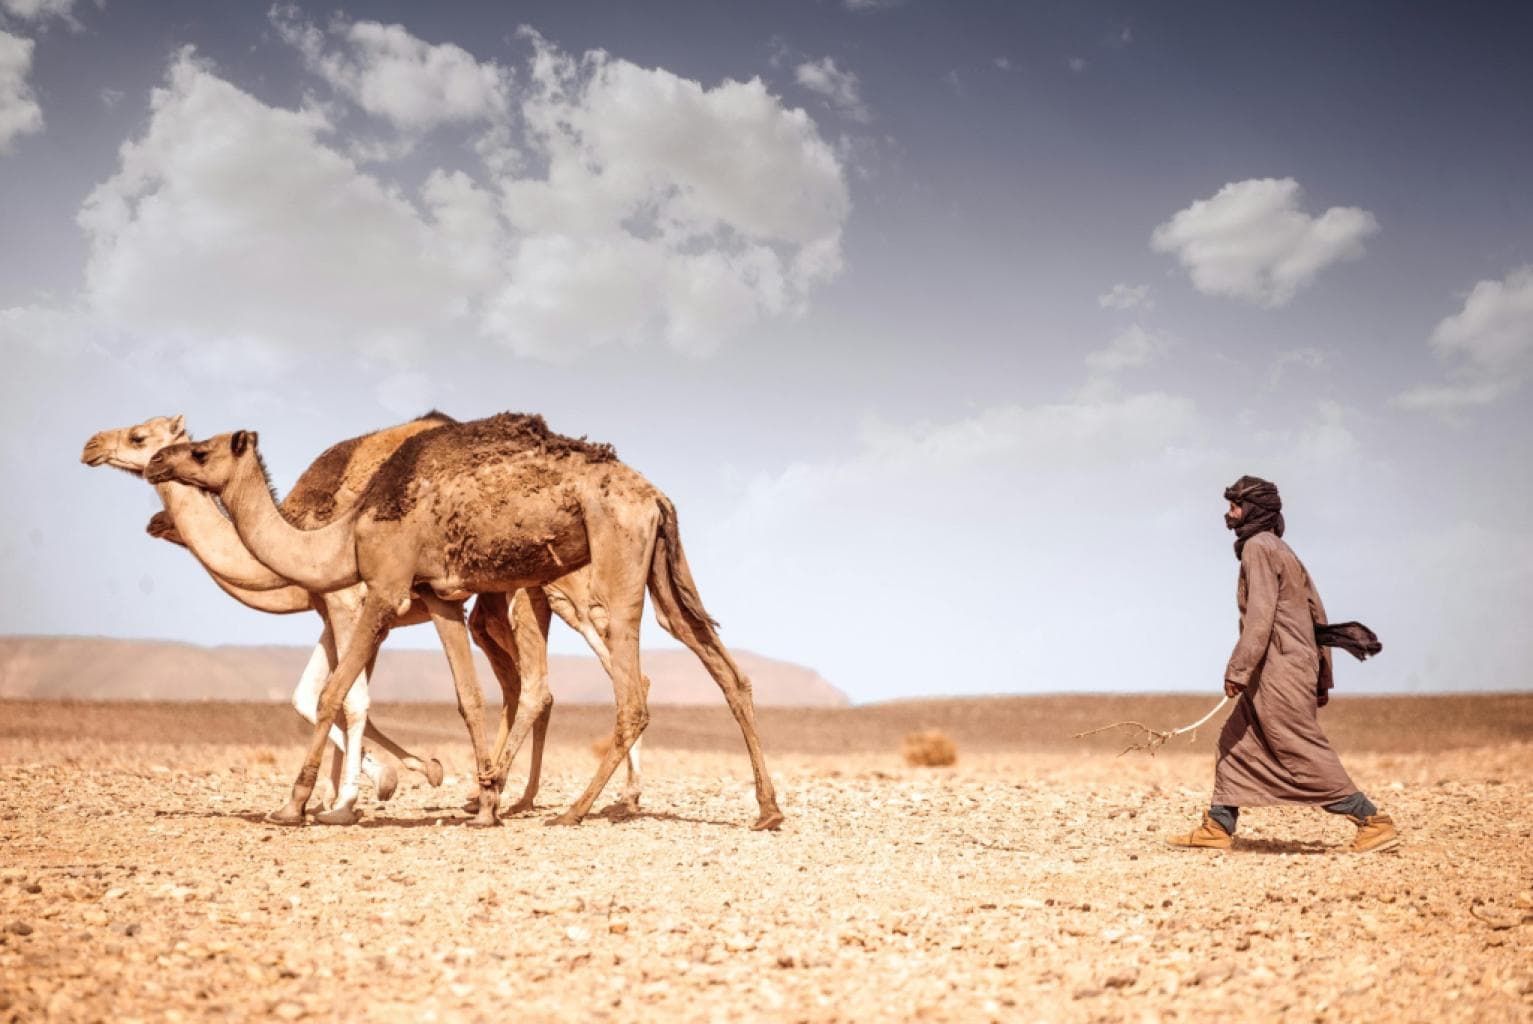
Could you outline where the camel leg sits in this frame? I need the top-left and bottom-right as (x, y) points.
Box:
(420, 593), (500, 828)
(465, 592), (526, 814)
(270, 595), (390, 826)
(546, 577), (645, 814)
(484, 590), (555, 813)
(546, 510), (657, 827)
(648, 507), (783, 830)
(502, 589), (556, 814)
(305, 598), (441, 798)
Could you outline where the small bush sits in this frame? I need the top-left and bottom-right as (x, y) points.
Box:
(902, 729), (957, 767)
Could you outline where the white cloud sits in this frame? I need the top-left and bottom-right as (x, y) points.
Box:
(1151, 178), (1378, 307)
(842, 0), (902, 10)
(1396, 266), (1533, 411)
(992, 56), (1016, 72)
(74, 34), (849, 364)
(0, 0), (76, 24)
(489, 30), (848, 356)
(1096, 282), (1152, 311)
(794, 56), (870, 123)
(0, 30), (43, 153)
(76, 49), (471, 361)
(1266, 347), (1328, 389)
(1084, 323), (1170, 375)
(0, 302), (92, 353)
(724, 390), (1204, 537)
(1254, 399), (1360, 466)
(1068, 56), (1088, 73)
(271, 7), (511, 135)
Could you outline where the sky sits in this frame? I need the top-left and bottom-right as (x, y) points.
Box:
(1, 0), (1530, 702)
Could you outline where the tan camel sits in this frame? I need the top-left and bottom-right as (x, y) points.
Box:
(86, 414), (644, 821)
(146, 412), (782, 831)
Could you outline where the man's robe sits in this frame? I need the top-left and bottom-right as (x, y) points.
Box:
(1212, 531), (1356, 807)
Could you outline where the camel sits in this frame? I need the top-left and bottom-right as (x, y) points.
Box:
(146, 412), (783, 831)
(85, 414), (645, 823)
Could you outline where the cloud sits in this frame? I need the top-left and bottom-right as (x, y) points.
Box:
(77, 49), (466, 363)
(490, 29), (848, 356)
(271, 7), (511, 135)
(1068, 56), (1088, 73)
(0, 0), (76, 25)
(724, 390), (1204, 536)
(794, 56), (870, 123)
(1084, 323), (1170, 376)
(73, 33), (849, 364)
(1395, 266), (1533, 412)
(1254, 399), (1360, 466)
(842, 0), (902, 10)
(1096, 282), (1153, 311)
(1151, 178), (1378, 307)
(0, 30), (42, 152)
(1265, 347), (1328, 389)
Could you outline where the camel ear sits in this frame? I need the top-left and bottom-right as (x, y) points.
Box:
(230, 430), (257, 457)
(168, 414), (185, 437)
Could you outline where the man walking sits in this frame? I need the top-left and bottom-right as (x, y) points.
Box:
(1168, 475), (1399, 854)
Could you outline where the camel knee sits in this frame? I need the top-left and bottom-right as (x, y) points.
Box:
(614, 706), (649, 746)
(291, 688), (318, 722)
(588, 603), (610, 639)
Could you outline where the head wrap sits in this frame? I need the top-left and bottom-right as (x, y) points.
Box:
(1224, 474), (1284, 560)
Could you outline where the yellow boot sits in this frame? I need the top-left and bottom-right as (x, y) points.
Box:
(1166, 813), (1233, 850)
(1347, 814), (1400, 854)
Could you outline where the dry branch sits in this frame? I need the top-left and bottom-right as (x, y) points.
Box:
(1468, 904), (1532, 930)
(1073, 696), (1232, 757)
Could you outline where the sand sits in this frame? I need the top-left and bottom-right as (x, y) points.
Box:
(2, 697), (1530, 1022)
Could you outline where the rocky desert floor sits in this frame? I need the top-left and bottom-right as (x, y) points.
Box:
(2, 696), (1531, 1023)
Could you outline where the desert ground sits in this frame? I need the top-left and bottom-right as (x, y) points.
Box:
(2, 695), (1531, 1023)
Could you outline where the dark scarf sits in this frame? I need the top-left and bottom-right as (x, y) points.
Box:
(1222, 476), (1383, 697)
(1224, 474), (1285, 560)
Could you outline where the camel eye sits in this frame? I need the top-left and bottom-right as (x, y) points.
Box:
(192, 450), (208, 464)
(129, 434), (145, 446)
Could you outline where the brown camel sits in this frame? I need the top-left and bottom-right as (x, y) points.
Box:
(86, 414), (645, 821)
(146, 412), (782, 831)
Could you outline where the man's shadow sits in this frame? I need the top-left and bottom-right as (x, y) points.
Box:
(1233, 837), (1331, 855)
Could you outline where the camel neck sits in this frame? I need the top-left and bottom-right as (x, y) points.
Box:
(153, 480), (293, 592)
(220, 456), (361, 594)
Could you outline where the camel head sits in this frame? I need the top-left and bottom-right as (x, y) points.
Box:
(145, 430), (259, 493)
(81, 415), (188, 475)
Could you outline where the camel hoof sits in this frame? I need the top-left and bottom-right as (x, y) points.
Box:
(751, 809), (785, 832)
(466, 810), (499, 829)
(266, 804), (306, 827)
(424, 759), (445, 788)
(544, 813), (582, 828)
(373, 762), (398, 803)
(505, 798), (536, 816)
(314, 803), (361, 826)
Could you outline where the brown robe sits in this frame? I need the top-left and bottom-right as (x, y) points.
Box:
(1212, 531), (1356, 807)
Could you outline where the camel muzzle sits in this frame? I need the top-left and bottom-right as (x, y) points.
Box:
(80, 437), (111, 466)
(143, 451), (175, 483)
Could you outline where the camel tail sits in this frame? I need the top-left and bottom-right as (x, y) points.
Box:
(654, 496), (720, 634)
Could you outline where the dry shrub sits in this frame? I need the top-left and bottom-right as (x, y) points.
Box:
(902, 729), (957, 767)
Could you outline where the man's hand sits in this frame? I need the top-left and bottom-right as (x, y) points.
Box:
(1223, 678), (1244, 698)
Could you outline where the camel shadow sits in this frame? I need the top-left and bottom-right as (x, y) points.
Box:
(1233, 837), (1332, 855)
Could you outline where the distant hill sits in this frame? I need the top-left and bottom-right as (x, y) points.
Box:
(0, 635), (848, 707)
